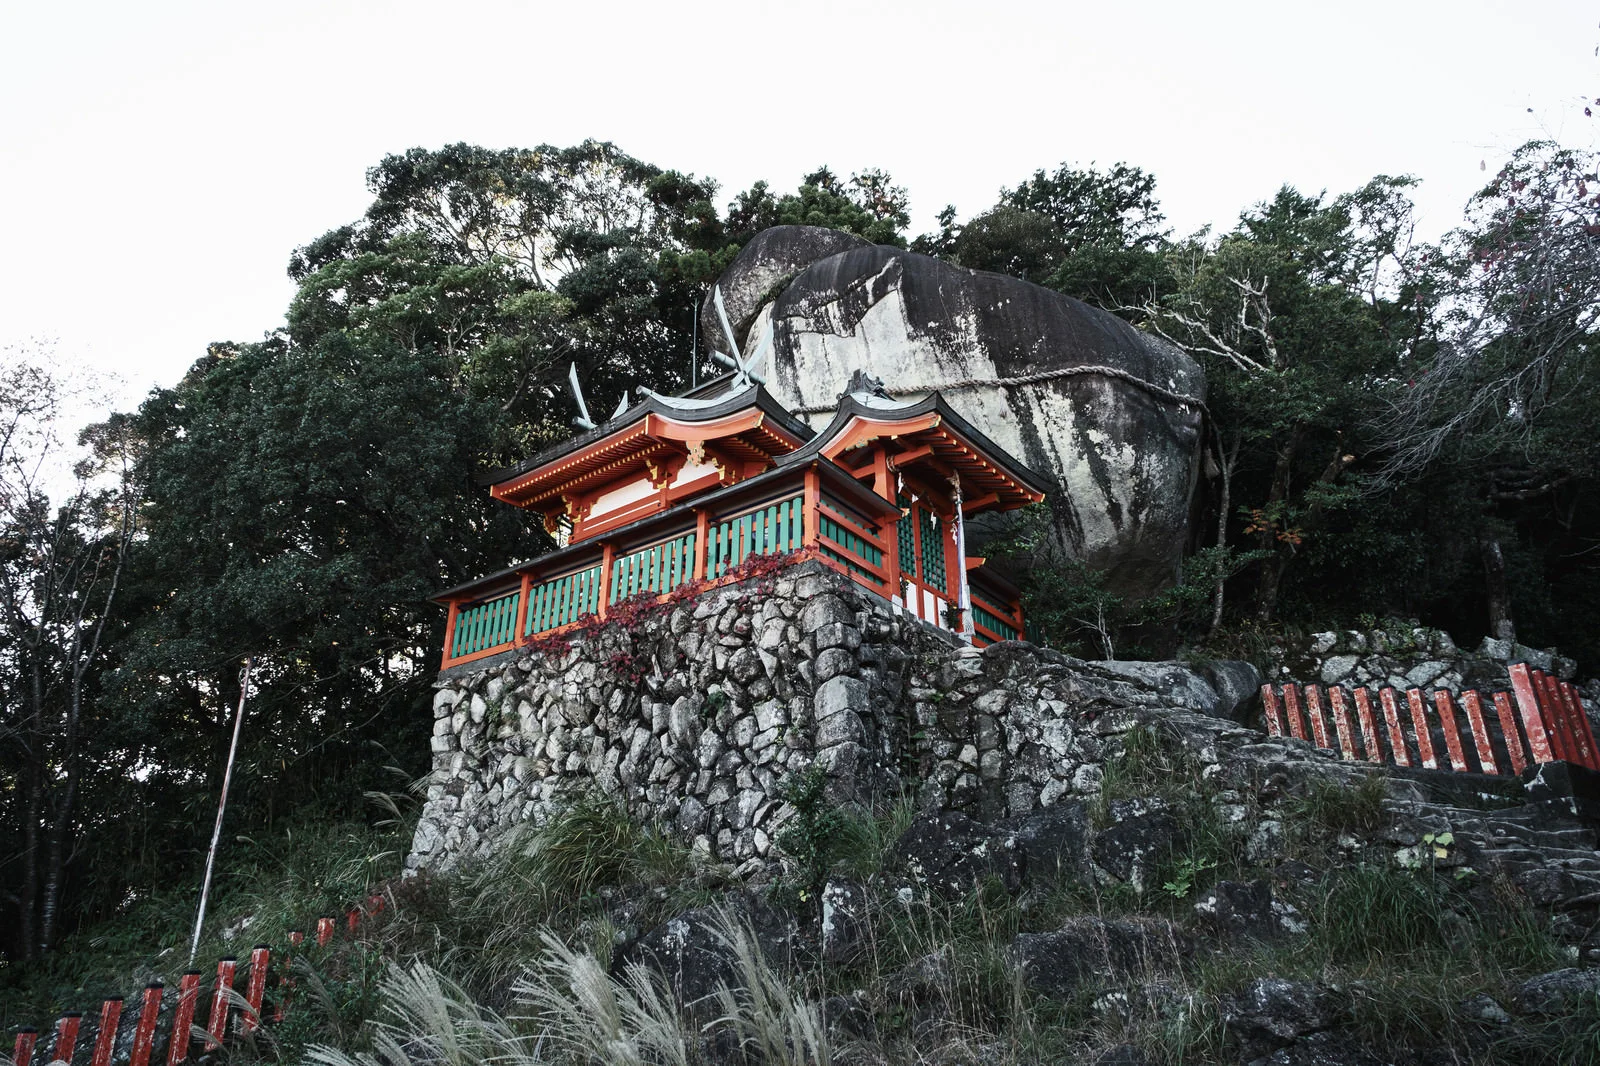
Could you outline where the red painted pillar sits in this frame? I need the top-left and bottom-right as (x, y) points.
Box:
(90, 997), (123, 1066)
(1433, 690), (1469, 772)
(1304, 685), (1331, 749)
(347, 906), (361, 934)
(53, 1013), (82, 1064)
(1406, 688), (1438, 769)
(1379, 688), (1410, 767)
(1352, 688), (1382, 763)
(167, 970), (202, 1065)
(316, 916), (335, 946)
(243, 945), (271, 1033)
(129, 983), (163, 1066)
(206, 957), (236, 1047)
(1493, 691), (1528, 774)
(1260, 684), (1284, 736)
(13, 1028), (37, 1066)
(1459, 691), (1499, 774)
(1282, 685), (1307, 741)
(1510, 663), (1556, 764)
(1328, 687), (1357, 760)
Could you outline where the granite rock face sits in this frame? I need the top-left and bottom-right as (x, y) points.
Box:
(709, 228), (1206, 599)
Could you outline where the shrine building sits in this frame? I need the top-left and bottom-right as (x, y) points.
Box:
(435, 370), (1051, 671)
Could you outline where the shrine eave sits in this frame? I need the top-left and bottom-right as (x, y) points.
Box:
(779, 391), (1054, 509)
(482, 386), (813, 507)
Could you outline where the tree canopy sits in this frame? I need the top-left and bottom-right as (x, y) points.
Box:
(5, 134), (1600, 976)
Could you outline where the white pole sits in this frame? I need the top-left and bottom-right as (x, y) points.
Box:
(951, 473), (974, 641)
(189, 656), (253, 965)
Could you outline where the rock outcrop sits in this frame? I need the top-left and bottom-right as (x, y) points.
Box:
(703, 227), (1206, 599)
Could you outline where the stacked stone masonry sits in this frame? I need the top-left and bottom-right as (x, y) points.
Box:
(412, 561), (1253, 872)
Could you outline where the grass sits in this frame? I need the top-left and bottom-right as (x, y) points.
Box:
(6, 740), (1592, 1066)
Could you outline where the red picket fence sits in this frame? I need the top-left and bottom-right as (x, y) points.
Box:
(1262, 662), (1600, 775)
(8, 894), (387, 1066)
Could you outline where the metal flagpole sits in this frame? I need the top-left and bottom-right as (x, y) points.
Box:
(189, 656), (254, 965)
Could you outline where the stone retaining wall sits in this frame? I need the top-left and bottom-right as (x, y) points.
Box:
(407, 560), (1256, 873)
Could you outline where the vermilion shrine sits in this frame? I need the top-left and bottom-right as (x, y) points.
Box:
(437, 370), (1050, 670)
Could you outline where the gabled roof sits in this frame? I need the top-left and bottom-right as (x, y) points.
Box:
(483, 384), (812, 507)
(776, 388), (1053, 509)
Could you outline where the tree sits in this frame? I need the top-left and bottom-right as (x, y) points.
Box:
(112, 335), (536, 860)
(0, 349), (139, 959)
(1143, 178), (1424, 624)
(287, 141), (724, 448)
(1378, 141), (1600, 643)
(917, 162), (1172, 312)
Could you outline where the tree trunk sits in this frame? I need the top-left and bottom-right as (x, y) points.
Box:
(1209, 430), (1242, 635)
(1480, 534), (1516, 643)
(1254, 429), (1304, 622)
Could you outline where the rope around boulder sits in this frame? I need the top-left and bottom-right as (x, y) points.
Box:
(789, 363), (1207, 415)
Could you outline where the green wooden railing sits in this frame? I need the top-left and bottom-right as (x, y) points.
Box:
(527, 564), (604, 636)
(917, 506), (947, 593)
(611, 532), (697, 603)
(973, 601), (1019, 641)
(818, 510), (884, 585)
(707, 495), (803, 578)
(451, 588), (521, 658)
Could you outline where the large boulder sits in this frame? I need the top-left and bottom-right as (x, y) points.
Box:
(699, 225), (869, 354)
(711, 229), (1206, 598)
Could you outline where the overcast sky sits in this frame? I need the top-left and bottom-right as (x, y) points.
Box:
(1, 0), (1595, 412)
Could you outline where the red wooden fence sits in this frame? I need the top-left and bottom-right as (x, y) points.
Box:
(8, 893), (388, 1066)
(1262, 663), (1600, 775)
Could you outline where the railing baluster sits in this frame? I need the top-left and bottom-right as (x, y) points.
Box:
(90, 997), (123, 1066)
(1304, 684), (1330, 749)
(206, 957), (236, 1047)
(1433, 690), (1469, 772)
(54, 1014), (82, 1065)
(1352, 687), (1382, 762)
(1406, 688), (1438, 770)
(167, 969), (202, 1065)
(129, 983), (162, 1066)
(13, 1028), (37, 1066)
(1282, 684), (1307, 740)
(1492, 691), (1527, 773)
(1260, 684), (1283, 736)
(1559, 681), (1599, 769)
(243, 945), (270, 1034)
(1380, 688), (1410, 767)
(1459, 691), (1499, 774)
(1328, 687), (1357, 760)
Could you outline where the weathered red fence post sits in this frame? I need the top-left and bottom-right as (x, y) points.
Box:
(12, 1027), (37, 1066)
(1352, 687), (1382, 763)
(1536, 671), (1576, 763)
(167, 969), (202, 1065)
(129, 983), (163, 1066)
(1328, 687), (1357, 760)
(1433, 690), (1469, 772)
(1282, 684), (1308, 741)
(243, 945), (271, 1033)
(205, 956), (236, 1047)
(1406, 688), (1438, 769)
(89, 997), (123, 1066)
(1379, 687), (1410, 767)
(1492, 691), (1528, 773)
(1304, 684), (1331, 749)
(1261, 683), (1284, 736)
(1460, 691), (1499, 774)
(316, 917), (335, 946)
(1510, 663), (1555, 764)
(52, 1013), (82, 1064)
(1558, 681), (1599, 769)
(346, 907), (360, 934)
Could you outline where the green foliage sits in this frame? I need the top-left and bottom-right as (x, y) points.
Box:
(774, 764), (849, 909)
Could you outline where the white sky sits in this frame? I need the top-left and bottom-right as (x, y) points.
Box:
(1, 0), (1595, 414)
